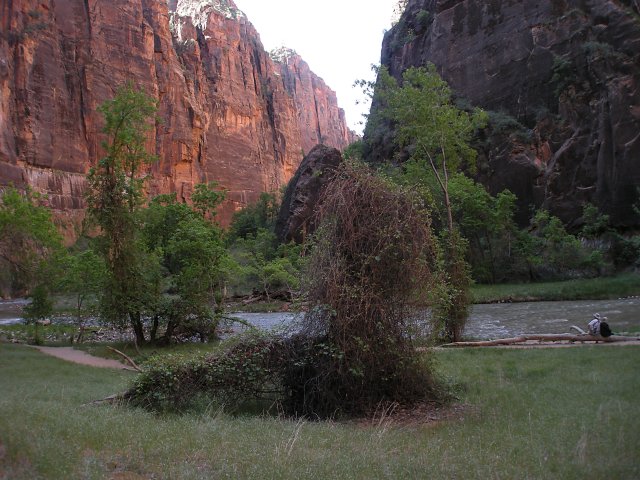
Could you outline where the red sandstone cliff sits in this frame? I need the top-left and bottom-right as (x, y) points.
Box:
(0, 0), (355, 233)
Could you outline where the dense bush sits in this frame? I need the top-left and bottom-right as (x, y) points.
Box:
(127, 163), (446, 418)
(127, 332), (286, 412)
(297, 162), (442, 416)
(227, 192), (278, 241)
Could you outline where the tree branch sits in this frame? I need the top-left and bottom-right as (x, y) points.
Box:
(106, 346), (143, 372)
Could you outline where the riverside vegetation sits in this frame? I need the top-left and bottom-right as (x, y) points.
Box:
(1, 74), (639, 420)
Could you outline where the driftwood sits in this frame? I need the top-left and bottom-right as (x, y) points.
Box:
(106, 346), (143, 372)
(442, 334), (640, 348)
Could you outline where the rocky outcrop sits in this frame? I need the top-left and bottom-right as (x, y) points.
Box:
(370, 0), (640, 228)
(0, 0), (354, 237)
(275, 144), (343, 243)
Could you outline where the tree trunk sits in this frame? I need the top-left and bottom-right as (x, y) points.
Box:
(150, 315), (159, 343)
(161, 319), (177, 345)
(130, 311), (146, 345)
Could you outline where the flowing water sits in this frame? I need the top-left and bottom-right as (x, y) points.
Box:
(0, 299), (29, 326)
(2, 297), (638, 339)
(230, 297), (640, 339)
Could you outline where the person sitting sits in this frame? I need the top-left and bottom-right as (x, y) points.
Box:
(588, 313), (601, 336)
(599, 317), (612, 338)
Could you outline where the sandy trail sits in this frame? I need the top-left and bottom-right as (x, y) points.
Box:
(34, 346), (137, 371)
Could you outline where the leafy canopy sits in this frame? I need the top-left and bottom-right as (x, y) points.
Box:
(0, 186), (63, 293)
(375, 64), (487, 179)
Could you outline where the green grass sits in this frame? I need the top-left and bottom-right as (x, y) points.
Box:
(1, 344), (639, 479)
(74, 341), (220, 366)
(472, 272), (640, 303)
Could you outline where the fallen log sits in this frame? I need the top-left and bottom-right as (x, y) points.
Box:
(442, 334), (640, 347)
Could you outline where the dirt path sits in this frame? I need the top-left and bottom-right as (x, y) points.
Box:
(34, 346), (137, 371)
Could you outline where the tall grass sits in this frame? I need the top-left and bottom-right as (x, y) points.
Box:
(1, 344), (638, 479)
(472, 272), (640, 303)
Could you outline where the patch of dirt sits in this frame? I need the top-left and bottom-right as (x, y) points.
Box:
(33, 346), (137, 371)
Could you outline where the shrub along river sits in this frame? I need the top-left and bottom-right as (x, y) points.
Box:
(1, 298), (638, 340)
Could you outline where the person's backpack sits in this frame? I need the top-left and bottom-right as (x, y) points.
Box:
(600, 321), (612, 338)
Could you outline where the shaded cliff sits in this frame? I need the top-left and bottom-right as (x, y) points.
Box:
(0, 0), (355, 235)
(368, 0), (640, 228)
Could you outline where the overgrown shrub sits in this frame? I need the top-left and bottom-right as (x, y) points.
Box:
(127, 332), (286, 412)
(298, 162), (442, 416)
(127, 163), (446, 418)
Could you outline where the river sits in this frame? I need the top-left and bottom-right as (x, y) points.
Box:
(2, 297), (638, 339)
(230, 297), (640, 338)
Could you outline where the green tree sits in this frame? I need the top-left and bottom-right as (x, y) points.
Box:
(227, 192), (279, 241)
(343, 140), (365, 161)
(22, 284), (53, 345)
(164, 216), (228, 342)
(191, 181), (226, 220)
(375, 65), (487, 234)
(448, 175), (519, 283)
(229, 228), (301, 300)
(0, 187), (63, 295)
(581, 203), (610, 239)
(529, 210), (587, 274)
(374, 65), (487, 342)
(57, 250), (106, 342)
(85, 83), (158, 345)
(141, 191), (230, 343)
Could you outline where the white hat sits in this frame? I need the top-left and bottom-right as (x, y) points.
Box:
(593, 313), (601, 319)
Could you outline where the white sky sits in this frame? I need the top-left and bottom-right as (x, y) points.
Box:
(234, 0), (398, 135)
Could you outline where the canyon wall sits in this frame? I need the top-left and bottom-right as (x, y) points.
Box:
(0, 0), (355, 235)
(370, 0), (640, 227)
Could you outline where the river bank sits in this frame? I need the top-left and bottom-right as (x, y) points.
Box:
(471, 272), (640, 304)
(3, 297), (638, 347)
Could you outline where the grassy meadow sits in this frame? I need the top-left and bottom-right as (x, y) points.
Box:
(471, 272), (640, 303)
(1, 343), (639, 479)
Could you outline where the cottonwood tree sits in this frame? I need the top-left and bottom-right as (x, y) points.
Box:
(57, 250), (106, 342)
(0, 187), (63, 295)
(86, 84), (158, 345)
(374, 65), (487, 342)
(141, 191), (229, 343)
(22, 284), (53, 345)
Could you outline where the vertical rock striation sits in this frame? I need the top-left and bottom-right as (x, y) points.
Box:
(0, 0), (355, 235)
(371, 0), (640, 227)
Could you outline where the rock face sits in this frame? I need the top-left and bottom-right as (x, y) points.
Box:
(275, 144), (343, 243)
(0, 0), (355, 237)
(370, 0), (640, 227)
